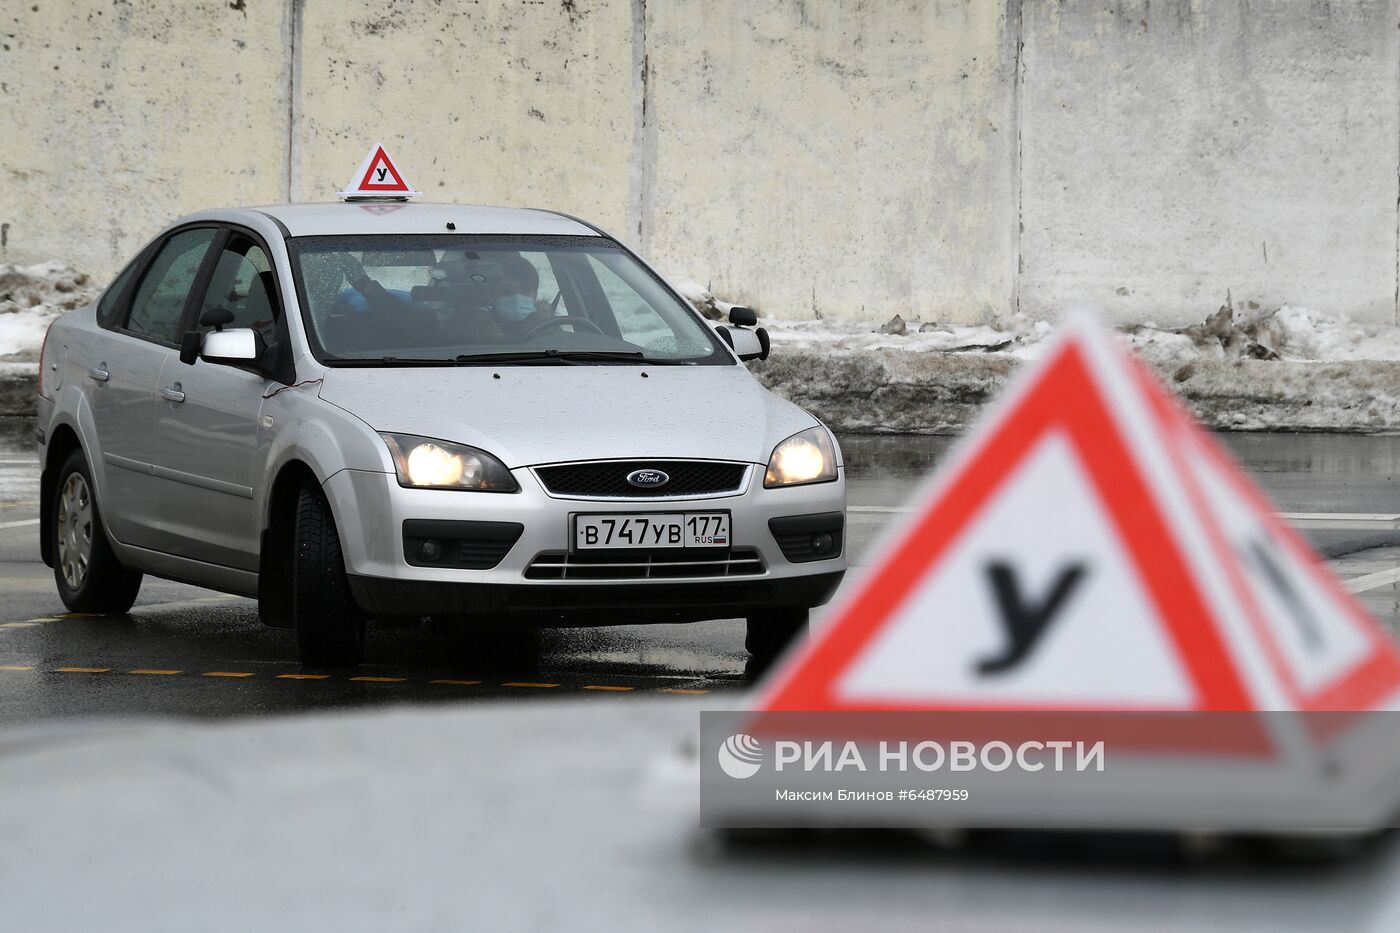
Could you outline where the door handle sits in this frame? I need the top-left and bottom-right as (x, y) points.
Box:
(159, 384), (186, 404)
(87, 367), (109, 383)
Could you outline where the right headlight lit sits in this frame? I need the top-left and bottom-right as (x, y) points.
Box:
(380, 433), (519, 492)
(764, 427), (838, 488)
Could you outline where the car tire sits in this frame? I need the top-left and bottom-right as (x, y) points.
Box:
(292, 480), (366, 666)
(745, 607), (808, 674)
(52, 448), (142, 613)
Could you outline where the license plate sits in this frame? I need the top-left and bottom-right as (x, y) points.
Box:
(573, 513), (730, 550)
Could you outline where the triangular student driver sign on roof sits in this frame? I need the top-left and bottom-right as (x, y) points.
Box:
(756, 315), (1400, 719)
(339, 142), (421, 199)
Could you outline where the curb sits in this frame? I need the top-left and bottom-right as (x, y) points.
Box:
(0, 365), (38, 418)
(749, 351), (1400, 434)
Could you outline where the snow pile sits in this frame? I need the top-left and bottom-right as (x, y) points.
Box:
(0, 261), (100, 362)
(736, 300), (1400, 434)
(669, 277), (732, 322)
(755, 301), (1400, 368)
(762, 313), (1053, 356)
(1256, 306), (1400, 362)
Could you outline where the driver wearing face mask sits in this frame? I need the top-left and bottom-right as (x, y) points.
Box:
(493, 254), (545, 336)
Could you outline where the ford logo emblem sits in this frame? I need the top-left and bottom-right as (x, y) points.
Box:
(627, 469), (670, 488)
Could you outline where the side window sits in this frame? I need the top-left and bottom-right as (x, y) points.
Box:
(197, 235), (281, 346)
(585, 254), (685, 350)
(95, 256), (141, 329)
(124, 229), (218, 345)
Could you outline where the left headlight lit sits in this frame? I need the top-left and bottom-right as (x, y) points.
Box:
(380, 433), (519, 492)
(764, 426), (838, 488)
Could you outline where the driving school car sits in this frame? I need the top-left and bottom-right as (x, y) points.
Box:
(35, 145), (846, 666)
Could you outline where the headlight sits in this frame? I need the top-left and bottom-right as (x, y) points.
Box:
(764, 427), (838, 488)
(380, 433), (518, 492)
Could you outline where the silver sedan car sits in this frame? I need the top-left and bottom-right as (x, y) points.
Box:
(36, 202), (847, 666)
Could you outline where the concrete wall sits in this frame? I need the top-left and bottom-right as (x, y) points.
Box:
(295, 0), (637, 235)
(645, 1), (1016, 324)
(1019, 0), (1400, 326)
(1, 1), (290, 273)
(1, 0), (1397, 327)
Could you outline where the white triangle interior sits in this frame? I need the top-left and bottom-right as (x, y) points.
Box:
(836, 429), (1199, 708)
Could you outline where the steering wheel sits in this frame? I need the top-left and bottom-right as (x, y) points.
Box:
(522, 314), (605, 341)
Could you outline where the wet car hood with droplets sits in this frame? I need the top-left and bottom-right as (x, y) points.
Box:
(316, 363), (822, 467)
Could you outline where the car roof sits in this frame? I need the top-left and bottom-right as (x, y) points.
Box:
(197, 202), (604, 239)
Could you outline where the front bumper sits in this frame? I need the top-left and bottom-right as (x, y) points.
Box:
(324, 462), (847, 622)
(347, 571), (844, 624)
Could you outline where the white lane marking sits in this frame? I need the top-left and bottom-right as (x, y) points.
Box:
(0, 519), (39, 530)
(849, 506), (1400, 531)
(1344, 567), (1400, 594)
(0, 460), (36, 465)
(1282, 513), (1400, 530)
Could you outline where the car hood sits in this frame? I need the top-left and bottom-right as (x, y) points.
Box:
(316, 364), (822, 467)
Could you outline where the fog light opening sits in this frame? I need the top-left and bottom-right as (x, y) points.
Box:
(810, 532), (834, 555)
(418, 539), (444, 562)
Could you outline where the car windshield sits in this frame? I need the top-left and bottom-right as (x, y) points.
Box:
(287, 234), (729, 366)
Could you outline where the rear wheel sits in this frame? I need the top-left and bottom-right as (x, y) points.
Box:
(745, 607), (808, 675)
(52, 448), (142, 613)
(292, 481), (366, 666)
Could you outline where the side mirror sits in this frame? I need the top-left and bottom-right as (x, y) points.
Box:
(716, 324), (771, 362)
(201, 328), (263, 365)
(179, 330), (202, 366)
(728, 306), (758, 327)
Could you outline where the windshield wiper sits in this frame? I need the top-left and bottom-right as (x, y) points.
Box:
(324, 356), (462, 367)
(324, 350), (692, 367)
(453, 349), (648, 365)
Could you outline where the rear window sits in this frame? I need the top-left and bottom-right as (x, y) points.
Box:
(95, 256), (142, 329)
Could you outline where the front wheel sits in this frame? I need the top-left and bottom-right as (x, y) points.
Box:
(292, 481), (366, 666)
(745, 607), (808, 676)
(51, 448), (142, 613)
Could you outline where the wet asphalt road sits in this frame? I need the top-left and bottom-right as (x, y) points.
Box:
(4, 420), (1400, 723)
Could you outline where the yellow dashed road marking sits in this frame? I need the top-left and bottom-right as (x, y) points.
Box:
(1, 622), (42, 629)
(9, 663), (719, 694)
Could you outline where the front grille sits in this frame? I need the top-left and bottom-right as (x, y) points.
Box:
(524, 548), (765, 581)
(534, 460), (749, 499)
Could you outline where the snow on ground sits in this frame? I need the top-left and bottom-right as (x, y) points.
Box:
(756, 303), (1400, 367)
(0, 261), (100, 363)
(674, 281), (1400, 434)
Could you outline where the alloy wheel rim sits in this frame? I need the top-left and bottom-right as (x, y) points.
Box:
(56, 472), (94, 590)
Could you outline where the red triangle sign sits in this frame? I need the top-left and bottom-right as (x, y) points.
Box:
(339, 142), (421, 199)
(1127, 355), (1400, 716)
(755, 317), (1400, 720)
